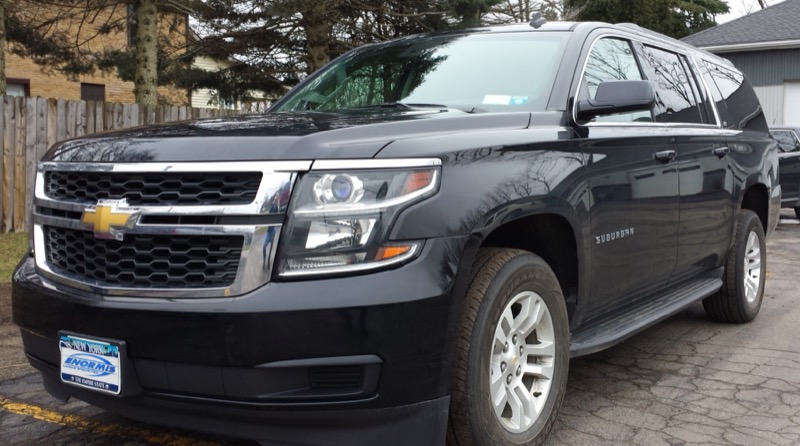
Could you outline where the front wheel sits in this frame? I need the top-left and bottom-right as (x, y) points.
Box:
(448, 248), (569, 446)
(703, 210), (766, 323)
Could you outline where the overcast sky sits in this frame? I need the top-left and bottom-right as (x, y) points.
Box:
(717, 0), (787, 23)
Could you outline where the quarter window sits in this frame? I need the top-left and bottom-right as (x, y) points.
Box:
(704, 61), (767, 131)
(640, 46), (703, 124)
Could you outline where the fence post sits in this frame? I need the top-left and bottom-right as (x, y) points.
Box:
(3, 96), (16, 233)
(0, 98), (4, 233)
(66, 100), (77, 140)
(24, 98), (37, 232)
(76, 100), (86, 138)
(56, 99), (67, 143)
(37, 98), (49, 161)
(47, 99), (57, 152)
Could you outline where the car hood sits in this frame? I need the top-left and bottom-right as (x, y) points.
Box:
(45, 109), (533, 163)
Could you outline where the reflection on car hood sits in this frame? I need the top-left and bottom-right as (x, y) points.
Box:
(45, 110), (533, 162)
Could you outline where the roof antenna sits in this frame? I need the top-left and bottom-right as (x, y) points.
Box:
(530, 11), (547, 29)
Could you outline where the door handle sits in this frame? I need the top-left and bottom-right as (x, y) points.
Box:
(654, 150), (677, 164)
(712, 147), (731, 159)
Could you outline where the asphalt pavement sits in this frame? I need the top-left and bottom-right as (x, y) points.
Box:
(1, 212), (799, 446)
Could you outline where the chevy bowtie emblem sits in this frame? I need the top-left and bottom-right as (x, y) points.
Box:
(81, 199), (140, 240)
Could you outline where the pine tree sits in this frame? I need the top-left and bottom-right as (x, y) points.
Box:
(564, 0), (729, 39)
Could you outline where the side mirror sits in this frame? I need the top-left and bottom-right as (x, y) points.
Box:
(576, 80), (656, 123)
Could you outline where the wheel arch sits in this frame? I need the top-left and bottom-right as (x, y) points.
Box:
(477, 212), (581, 323)
(740, 183), (769, 232)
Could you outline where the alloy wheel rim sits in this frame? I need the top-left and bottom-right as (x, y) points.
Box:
(743, 230), (762, 304)
(489, 291), (556, 433)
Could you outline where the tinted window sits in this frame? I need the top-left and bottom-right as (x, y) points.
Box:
(640, 46), (702, 124)
(277, 32), (570, 112)
(582, 38), (651, 122)
(704, 61), (767, 132)
(698, 61), (733, 128)
(680, 56), (715, 125)
(772, 130), (800, 152)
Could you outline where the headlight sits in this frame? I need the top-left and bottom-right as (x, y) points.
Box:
(277, 159), (441, 277)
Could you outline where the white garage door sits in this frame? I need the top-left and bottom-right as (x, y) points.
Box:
(785, 81), (800, 125)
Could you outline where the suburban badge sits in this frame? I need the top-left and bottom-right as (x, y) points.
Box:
(81, 199), (140, 241)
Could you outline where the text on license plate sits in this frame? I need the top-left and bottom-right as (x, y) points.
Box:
(59, 334), (121, 395)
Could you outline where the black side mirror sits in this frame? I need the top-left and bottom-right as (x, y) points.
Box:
(576, 80), (656, 123)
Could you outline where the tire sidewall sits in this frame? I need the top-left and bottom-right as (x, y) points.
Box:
(731, 212), (766, 319)
(467, 254), (569, 445)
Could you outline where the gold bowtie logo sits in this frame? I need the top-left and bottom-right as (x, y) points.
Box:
(81, 199), (140, 240)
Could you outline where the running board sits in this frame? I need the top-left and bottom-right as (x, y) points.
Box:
(569, 278), (722, 358)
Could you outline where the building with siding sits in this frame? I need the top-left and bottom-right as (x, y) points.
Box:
(189, 54), (269, 110)
(190, 55), (233, 109)
(683, 0), (800, 125)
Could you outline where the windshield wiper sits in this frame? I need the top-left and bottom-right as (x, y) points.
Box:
(358, 102), (449, 110)
(356, 102), (488, 113)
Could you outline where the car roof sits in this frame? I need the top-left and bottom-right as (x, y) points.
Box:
(423, 21), (736, 69)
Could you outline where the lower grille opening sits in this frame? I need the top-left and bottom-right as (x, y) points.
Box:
(44, 226), (243, 288)
(308, 366), (364, 390)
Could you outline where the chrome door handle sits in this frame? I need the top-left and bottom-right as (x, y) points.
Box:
(654, 150), (677, 163)
(712, 147), (731, 159)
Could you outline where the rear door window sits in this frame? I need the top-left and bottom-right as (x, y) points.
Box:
(639, 45), (703, 124)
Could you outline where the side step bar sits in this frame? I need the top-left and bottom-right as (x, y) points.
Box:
(569, 278), (722, 358)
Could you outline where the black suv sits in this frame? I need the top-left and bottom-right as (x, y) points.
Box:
(771, 126), (800, 219)
(13, 21), (779, 446)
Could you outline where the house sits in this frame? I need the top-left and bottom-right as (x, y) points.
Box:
(5, 2), (190, 105)
(683, 0), (800, 125)
(190, 55), (233, 109)
(189, 53), (269, 110)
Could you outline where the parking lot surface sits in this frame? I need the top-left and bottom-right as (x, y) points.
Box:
(2, 212), (799, 445)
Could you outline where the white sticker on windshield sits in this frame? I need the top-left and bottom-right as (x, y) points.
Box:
(483, 95), (512, 105)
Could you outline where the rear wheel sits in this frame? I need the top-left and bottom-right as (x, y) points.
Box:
(703, 210), (766, 323)
(448, 248), (569, 446)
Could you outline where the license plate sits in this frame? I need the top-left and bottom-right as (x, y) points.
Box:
(59, 334), (122, 395)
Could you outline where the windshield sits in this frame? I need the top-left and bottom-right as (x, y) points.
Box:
(275, 31), (570, 113)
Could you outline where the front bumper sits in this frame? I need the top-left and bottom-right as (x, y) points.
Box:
(13, 235), (469, 445)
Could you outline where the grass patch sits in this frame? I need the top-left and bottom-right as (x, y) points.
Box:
(1, 233), (28, 283)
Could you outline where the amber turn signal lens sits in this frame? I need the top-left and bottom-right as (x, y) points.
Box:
(375, 245), (412, 261)
(402, 171), (435, 195)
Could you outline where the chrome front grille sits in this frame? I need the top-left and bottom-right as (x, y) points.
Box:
(44, 170), (263, 205)
(44, 226), (243, 288)
(33, 161), (312, 298)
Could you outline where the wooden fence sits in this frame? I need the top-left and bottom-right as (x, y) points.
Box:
(0, 96), (269, 233)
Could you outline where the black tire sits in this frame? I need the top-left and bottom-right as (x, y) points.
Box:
(448, 248), (569, 446)
(794, 207), (800, 221)
(703, 210), (766, 323)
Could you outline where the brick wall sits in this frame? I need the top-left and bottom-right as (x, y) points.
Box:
(5, 3), (189, 105)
